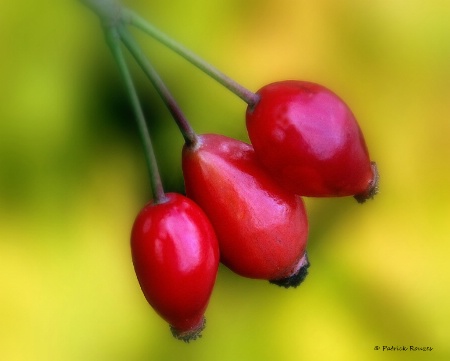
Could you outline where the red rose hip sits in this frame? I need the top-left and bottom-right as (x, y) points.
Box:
(131, 193), (219, 341)
(246, 81), (378, 202)
(182, 134), (309, 287)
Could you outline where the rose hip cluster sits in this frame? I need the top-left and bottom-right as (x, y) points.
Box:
(83, 1), (379, 343)
(131, 81), (379, 341)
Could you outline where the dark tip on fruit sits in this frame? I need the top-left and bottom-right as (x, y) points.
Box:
(170, 317), (206, 343)
(354, 161), (379, 204)
(269, 252), (310, 288)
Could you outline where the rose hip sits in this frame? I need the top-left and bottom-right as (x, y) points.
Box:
(246, 81), (378, 202)
(131, 193), (219, 341)
(182, 134), (309, 287)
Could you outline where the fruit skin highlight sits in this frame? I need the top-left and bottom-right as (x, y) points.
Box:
(246, 81), (378, 202)
(182, 134), (309, 285)
(130, 193), (219, 342)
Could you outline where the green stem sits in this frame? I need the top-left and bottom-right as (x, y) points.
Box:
(123, 9), (260, 107)
(118, 26), (198, 147)
(105, 27), (167, 204)
(79, 0), (119, 24)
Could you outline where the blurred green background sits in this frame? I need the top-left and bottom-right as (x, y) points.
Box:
(1, 0), (449, 360)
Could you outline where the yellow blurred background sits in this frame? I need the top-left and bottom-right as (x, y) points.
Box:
(1, 0), (449, 360)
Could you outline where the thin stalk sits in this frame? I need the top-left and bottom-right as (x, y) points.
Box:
(79, 0), (120, 25)
(123, 8), (260, 107)
(118, 26), (198, 147)
(105, 27), (167, 204)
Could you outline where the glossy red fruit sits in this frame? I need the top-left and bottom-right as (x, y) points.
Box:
(246, 81), (378, 202)
(182, 134), (309, 287)
(131, 193), (219, 342)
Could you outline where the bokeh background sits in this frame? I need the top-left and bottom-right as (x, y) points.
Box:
(1, 0), (449, 360)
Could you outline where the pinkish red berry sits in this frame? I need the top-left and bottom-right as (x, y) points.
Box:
(131, 193), (219, 341)
(182, 134), (309, 287)
(246, 81), (378, 202)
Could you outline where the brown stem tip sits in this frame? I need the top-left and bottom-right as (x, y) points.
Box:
(170, 317), (206, 343)
(270, 252), (310, 288)
(354, 161), (380, 204)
